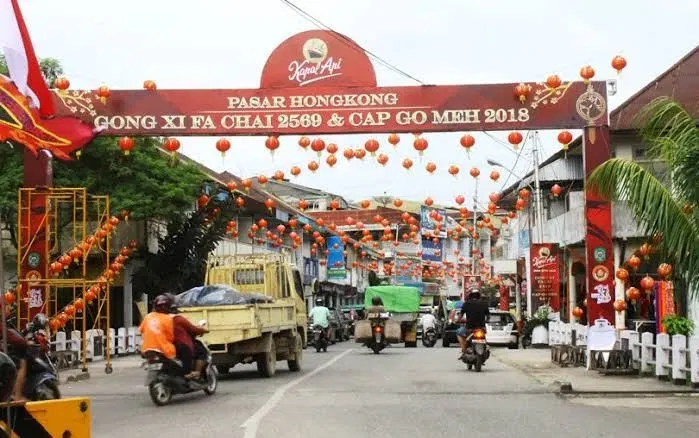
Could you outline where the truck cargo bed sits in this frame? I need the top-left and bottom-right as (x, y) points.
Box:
(179, 302), (297, 346)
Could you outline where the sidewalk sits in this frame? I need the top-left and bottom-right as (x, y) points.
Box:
(493, 348), (699, 394)
(58, 354), (143, 384)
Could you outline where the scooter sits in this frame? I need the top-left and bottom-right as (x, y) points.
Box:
(364, 314), (390, 354)
(143, 322), (217, 406)
(313, 324), (328, 352)
(23, 326), (60, 400)
(421, 327), (437, 348)
(461, 328), (490, 372)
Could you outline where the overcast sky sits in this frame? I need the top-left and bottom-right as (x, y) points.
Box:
(21, 0), (699, 206)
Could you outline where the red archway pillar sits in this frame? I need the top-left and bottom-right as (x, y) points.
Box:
(582, 125), (615, 325)
(18, 151), (53, 327)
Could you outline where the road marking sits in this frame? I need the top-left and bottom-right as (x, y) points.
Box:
(241, 349), (353, 438)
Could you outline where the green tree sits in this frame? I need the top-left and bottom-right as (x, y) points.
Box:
(0, 54), (64, 85)
(587, 98), (699, 301)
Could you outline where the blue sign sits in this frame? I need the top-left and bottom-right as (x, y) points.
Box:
(420, 206), (447, 237)
(326, 236), (346, 279)
(421, 237), (443, 262)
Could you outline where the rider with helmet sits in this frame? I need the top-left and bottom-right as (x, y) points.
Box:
(139, 294), (176, 361)
(456, 289), (490, 360)
(365, 296), (386, 316)
(308, 298), (331, 339)
(166, 293), (208, 380)
(0, 304), (29, 401)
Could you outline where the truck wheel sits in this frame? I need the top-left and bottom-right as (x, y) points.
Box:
(257, 339), (277, 378)
(287, 335), (303, 372)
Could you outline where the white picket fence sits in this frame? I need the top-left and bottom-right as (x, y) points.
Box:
(548, 321), (699, 386)
(51, 327), (142, 365)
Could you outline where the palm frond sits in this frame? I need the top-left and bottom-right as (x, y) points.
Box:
(636, 98), (699, 206)
(587, 158), (699, 297)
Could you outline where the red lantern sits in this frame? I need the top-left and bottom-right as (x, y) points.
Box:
(572, 306), (584, 319)
(613, 300), (627, 312)
(557, 131), (573, 149)
(74, 298), (84, 312)
(326, 143), (339, 155)
(507, 132), (523, 148)
(50, 261), (63, 276)
(377, 154), (389, 166)
(298, 136), (310, 149)
(360, 200), (371, 209)
(545, 74), (562, 89)
(343, 148), (355, 160)
(143, 80), (157, 90)
(272, 170), (285, 181)
(508, 211), (516, 219)
(627, 255), (641, 270)
(290, 166), (301, 177)
(489, 170), (500, 182)
(54, 77), (70, 91)
(640, 275), (655, 291)
(84, 290), (97, 303)
(615, 268), (629, 282)
(413, 137), (428, 155)
(329, 200), (340, 210)
(424, 197), (434, 207)
(118, 136), (135, 155)
(515, 198), (526, 210)
(448, 165), (460, 177)
(308, 161), (319, 172)
(550, 184), (562, 197)
(235, 196), (246, 208)
(96, 85), (111, 103)
(402, 158), (413, 170)
(354, 148), (367, 160)
(657, 263), (672, 278)
(460, 134), (475, 151)
(59, 254), (72, 268)
(425, 162), (437, 174)
(579, 65), (595, 82)
(3, 291), (15, 306)
(265, 136), (280, 154)
(264, 199), (276, 212)
(163, 138), (180, 154)
(469, 167), (480, 178)
(364, 139), (379, 156)
(611, 55), (627, 73)
(393, 199), (403, 208)
(258, 218), (268, 229)
(455, 195), (465, 205)
(326, 155), (338, 167)
(638, 243), (652, 257)
(488, 193), (500, 203)
(626, 287), (641, 301)
(388, 133), (400, 146)
(197, 194), (209, 209)
(216, 138), (231, 157)
(68, 248), (83, 263)
(514, 82), (529, 103)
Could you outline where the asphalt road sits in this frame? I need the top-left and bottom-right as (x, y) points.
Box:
(63, 342), (699, 438)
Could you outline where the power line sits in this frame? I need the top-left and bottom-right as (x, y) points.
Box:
(277, 0), (425, 85)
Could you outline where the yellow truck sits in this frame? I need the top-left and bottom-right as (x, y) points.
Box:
(179, 254), (307, 377)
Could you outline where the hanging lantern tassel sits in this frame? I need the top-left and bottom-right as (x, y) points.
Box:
(75, 150), (82, 160)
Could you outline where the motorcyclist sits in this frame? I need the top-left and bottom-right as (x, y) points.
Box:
(0, 303), (29, 401)
(308, 298), (331, 340)
(365, 296), (386, 316)
(166, 294), (209, 380)
(421, 309), (438, 332)
(456, 290), (490, 360)
(139, 294), (176, 362)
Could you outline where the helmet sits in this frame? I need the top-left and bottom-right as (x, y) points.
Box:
(0, 352), (17, 403)
(371, 296), (383, 306)
(315, 298), (324, 305)
(468, 289), (482, 300)
(31, 313), (49, 331)
(153, 294), (173, 313)
(164, 293), (178, 313)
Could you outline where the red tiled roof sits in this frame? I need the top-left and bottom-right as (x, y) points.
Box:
(610, 45), (699, 130)
(307, 207), (415, 226)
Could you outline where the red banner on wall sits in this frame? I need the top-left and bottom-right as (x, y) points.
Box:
(529, 243), (561, 312)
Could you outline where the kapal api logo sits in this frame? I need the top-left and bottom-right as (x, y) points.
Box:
(531, 246), (556, 269)
(288, 38), (343, 86)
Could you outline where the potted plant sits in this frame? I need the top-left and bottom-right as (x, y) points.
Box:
(662, 314), (695, 337)
(521, 307), (551, 348)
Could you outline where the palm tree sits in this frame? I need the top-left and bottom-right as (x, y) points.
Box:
(587, 97), (699, 302)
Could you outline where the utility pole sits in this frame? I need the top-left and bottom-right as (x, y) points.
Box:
(532, 132), (545, 244)
(471, 177), (479, 275)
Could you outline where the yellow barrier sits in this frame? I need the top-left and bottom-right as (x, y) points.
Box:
(0, 397), (90, 437)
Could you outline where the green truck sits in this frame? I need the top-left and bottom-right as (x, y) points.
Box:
(364, 285), (421, 348)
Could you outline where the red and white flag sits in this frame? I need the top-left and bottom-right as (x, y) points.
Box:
(0, 0), (55, 117)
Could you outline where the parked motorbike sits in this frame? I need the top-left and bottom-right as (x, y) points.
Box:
(22, 317), (61, 400)
(143, 321), (217, 406)
(461, 328), (490, 372)
(313, 324), (329, 353)
(421, 327), (437, 348)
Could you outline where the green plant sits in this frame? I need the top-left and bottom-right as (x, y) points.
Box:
(521, 307), (550, 339)
(662, 314), (695, 337)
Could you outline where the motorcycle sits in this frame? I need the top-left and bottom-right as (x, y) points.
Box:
(22, 322), (60, 400)
(421, 327), (437, 348)
(461, 327), (490, 372)
(143, 321), (217, 406)
(312, 324), (328, 352)
(364, 313), (390, 354)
